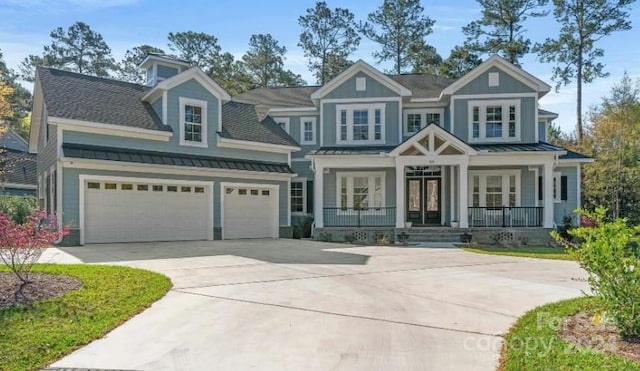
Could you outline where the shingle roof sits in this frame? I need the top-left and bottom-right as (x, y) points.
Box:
(308, 145), (397, 156)
(538, 108), (558, 118)
(234, 86), (320, 109)
(387, 74), (456, 99)
(0, 130), (29, 152)
(0, 148), (37, 185)
(219, 101), (299, 147)
(470, 142), (565, 152)
(37, 67), (171, 132)
(559, 149), (592, 160)
(62, 143), (293, 174)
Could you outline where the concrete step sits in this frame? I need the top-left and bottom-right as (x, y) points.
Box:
(396, 229), (465, 243)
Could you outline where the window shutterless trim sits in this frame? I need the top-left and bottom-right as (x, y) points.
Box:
(179, 97), (208, 148)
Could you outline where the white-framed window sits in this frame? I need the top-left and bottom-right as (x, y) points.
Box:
(336, 172), (385, 211)
(469, 170), (521, 208)
(179, 97), (208, 147)
(404, 108), (444, 135)
(291, 179), (306, 214)
(467, 100), (520, 142)
(273, 117), (290, 134)
(300, 117), (316, 145)
(553, 172), (562, 203)
(336, 104), (385, 144)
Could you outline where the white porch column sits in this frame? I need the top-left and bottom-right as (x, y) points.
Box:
(450, 165), (456, 222)
(543, 161), (554, 228)
(395, 161), (405, 228)
(459, 163), (469, 228)
(314, 164), (324, 228)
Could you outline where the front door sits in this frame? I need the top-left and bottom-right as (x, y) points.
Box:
(406, 178), (441, 226)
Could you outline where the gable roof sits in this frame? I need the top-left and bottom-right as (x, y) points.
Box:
(442, 55), (551, 96)
(37, 67), (171, 132)
(388, 74), (456, 100)
(0, 148), (37, 185)
(390, 123), (477, 156)
(0, 130), (29, 152)
(141, 67), (231, 102)
(219, 101), (299, 147)
(310, 60), (412, 100)
(234, 86), (320, 109)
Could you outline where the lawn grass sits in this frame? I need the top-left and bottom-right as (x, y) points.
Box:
(499, 296), (640, 370)
(0, 264), (172, 371)
(462, 245), (572, 260)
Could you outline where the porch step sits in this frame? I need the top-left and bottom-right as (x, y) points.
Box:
(396, 228), (465, 243)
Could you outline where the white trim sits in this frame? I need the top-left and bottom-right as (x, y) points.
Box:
(216, 135), (299, 153)
(142, 67), (231, 102)
(468, 169), (522, 207)
(453, 92), (538, 100)
(220, 182), (280, 239)
(291, 177), (307, 215)
(335, 103), (386, 145)
(538, 111), (559, 119)
(442, 55), (551, 96)
(311, 60), (411, 100)
(558, 158), (594, 164)
(138, 54), (191, 69)
(390, 123), (476, 156)
(320, 101), (324, 147)
(162, 91), (168, 125)
(62, 158), (297, 181)
(467, 99), (521, 142)
(409, 97), (442, 103)
(314, 163), (324, 227)
(404, 108), (445, 136)
(1, 182), (37, 190)
(576, 165), (582, 212)
(300, 116), (317, 145)
(321, 97), (401, 104)
(534, 101), (540, 142)
(50, 117), (172, 141)
(291, 158), (310, 162)
(272, 117), (290, 134)
(335, 171), (386, 212)
(553, 171), (562, 203)
(469, 153), (559, 166)
(79, 174), (214, 245)
(529, 166), (540, 207)
(179, 97), (208, 148)
(268, 107), (318, 114)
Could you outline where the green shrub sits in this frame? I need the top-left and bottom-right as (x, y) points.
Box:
(376, 233), (390, 246)
(553, 207), (640, 340)
(318, 231), (332, 242)
(556, 213), (575, 242)
(292, 217), (314, 239)
(0, 196), (38, 224)
(343, 233), (356, 244)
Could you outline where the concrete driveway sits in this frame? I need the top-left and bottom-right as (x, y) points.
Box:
(42, 239), (588, 371)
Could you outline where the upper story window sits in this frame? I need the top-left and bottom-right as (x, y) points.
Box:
(336, 103), (385, 145)
(300, 117), (317, 145)
(273, 117), (290, 134)
(179, 97), (208, 147)
(404, 108), (444, 136)
(468, 100), (520, 142)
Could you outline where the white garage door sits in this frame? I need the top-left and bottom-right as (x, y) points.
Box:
(223, 185), (278, 239)
(84, 179), (212, 244)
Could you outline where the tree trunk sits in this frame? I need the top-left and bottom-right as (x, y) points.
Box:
(576, 46), (584, 142)
(321, 51), (326, 85)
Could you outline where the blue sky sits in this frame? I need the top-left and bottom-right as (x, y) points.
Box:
(1, 0), (639, 133)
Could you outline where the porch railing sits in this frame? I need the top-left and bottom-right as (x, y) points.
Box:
(468, 207), (543, 227)
(323, 207), (396, 227)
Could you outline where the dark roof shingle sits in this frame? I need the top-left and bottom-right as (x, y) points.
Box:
(559, 149), (592, 160)
(0, 130), (29, 152)
(220, 101), (299, 147)
(1, 148), (37, 185)
(62, 143), (293, 174)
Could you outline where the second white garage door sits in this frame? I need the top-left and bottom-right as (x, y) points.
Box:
(223, 184), (278, 239)
(84, 178), (212, 244)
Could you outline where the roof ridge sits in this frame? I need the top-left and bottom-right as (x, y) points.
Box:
(37, 66), (148, 89)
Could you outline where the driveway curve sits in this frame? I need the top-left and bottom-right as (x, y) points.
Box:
(42, 240), (588, 371)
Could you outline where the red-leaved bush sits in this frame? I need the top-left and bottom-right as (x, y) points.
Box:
(0, 210), (69, 286)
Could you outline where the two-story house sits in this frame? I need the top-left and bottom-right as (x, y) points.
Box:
(30, 53), (590, 245)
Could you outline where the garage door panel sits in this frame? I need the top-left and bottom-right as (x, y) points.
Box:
(223, 186), (278, 239)
(84, 180), (211, 244)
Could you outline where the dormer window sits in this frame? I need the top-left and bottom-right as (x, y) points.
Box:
(179, 97), (207, 147)
(468, 99), (520, 142)
(336, 103), (385, 145)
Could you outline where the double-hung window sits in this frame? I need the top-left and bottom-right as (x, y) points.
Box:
(469, 171), (521, 208)
(404, 108), (444, 135)
(300, 117), (316, 145)
(336, 104), (385, 144)
(179, 97), (207, 147)
(467, 100), (520, 141)
(291, 180), (305, 213)
(337, 172), (385, 211)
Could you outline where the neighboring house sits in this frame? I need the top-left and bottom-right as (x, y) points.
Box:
(30, 53), (591, 246)
(0, 130), (37, 196)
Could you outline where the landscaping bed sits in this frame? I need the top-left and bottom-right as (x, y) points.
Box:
(0, 272), (81, 309)
(0, 264), (171, 371)
(499, 297), (640, 370)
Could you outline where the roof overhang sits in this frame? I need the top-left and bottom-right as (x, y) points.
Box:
(141, 68), (231, 103)
(441, 55), (552, 97)
(310, 60), (412, 101)
(50, 117), (173, 141)
(137, 54), (191, 70)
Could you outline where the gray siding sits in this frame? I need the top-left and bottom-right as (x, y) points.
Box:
(554, 166), (579, 225)
(291, 160), (314, 179)
(538, 122), (546, 142)
(324, 71), (399, 99)
(452, 97), (537, 143)
(455, 66), (536, 95)
(62, 167), (290, 229)
(322, 100), (400, 146)
(151, 97), (162, 119)
(157, 65), (179, 79)
(286, 115), (320, 158)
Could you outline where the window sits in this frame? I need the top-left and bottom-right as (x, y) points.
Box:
(337, 172), (385, 210)
(300, 117), (316, 145)
(137, 184), (149, 191)
(87, 182), (100, 189)
(250, 189), (259, 196)
(404, 108), (444, 135)
(179, 97), (207, 147)
(167, 185), (178, 192)
(181, 186), (191, 192)
(262, 190), (270, 196)
(105, 183), (117, 190)
(336, 104), (385, 144)
(538, 173), (568, 202)
(468, 171), (521, 208)
(153, 185), (163, 192)
(195, 186), (205, 193)
(273, 117), (290, 133)
(239, 189), (247, 195)
(121, 183), (133, 190)
(468, 100), (520, 141)
(291, 181), (305, 213)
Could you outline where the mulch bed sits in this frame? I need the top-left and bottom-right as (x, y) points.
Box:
(559, 312), (640, 363)
(0, 272), (82, 309)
